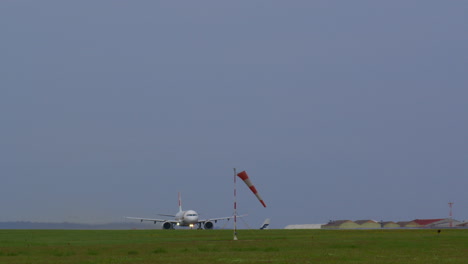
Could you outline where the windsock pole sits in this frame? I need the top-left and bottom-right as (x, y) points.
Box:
(233, 168), (238, 240)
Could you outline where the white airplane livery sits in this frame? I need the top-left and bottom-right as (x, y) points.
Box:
(126, 193), (240, 229)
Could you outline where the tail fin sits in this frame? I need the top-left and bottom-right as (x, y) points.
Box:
(178, 192), (182, 212)
(260, 218), (270, 230)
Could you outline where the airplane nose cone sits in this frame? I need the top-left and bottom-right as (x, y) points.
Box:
(184, 210), (199, 223)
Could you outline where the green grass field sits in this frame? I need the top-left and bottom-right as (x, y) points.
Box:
(0, 229), (466, 263)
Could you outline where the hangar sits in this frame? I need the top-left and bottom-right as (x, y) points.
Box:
(355, 220), (380, 229)
(284, 224), (323, 229)
(380, 221), (400, 228)
(414, 218), (462, 228)
(321, 220), (360, 229)
(284, 218), (466, 229)
(397, 221), (421, 228)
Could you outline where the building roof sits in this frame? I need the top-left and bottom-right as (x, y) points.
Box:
(322, 220), (355, 227)
(396, 221), (420, 227)
(413, 219), (445, 226)
(355, 220), (377, 225)
(325, 220), (353, 226)
(284, 224), (324, 229)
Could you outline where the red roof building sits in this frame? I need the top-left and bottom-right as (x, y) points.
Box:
(413, 219), (445, 227)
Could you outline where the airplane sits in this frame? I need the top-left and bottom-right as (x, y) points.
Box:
(126, 193), (243, 229)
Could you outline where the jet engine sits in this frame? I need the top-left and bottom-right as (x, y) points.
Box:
(203, 221), (214, 229)
(162, 222), (173, 230)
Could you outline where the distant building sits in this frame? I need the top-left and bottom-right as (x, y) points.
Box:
(413, 219), (445, 227)
(414, 218), (461, 228)
(380, 221), (400, 228)
(284, 224), (324, 229)
(397, 221), (421, 228)
(355, 220), (380, 229)
(284, 218), (466, 230)
(321, 220), (360, 229)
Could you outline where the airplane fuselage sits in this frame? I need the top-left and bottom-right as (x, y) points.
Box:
(175, 209), (199, 227)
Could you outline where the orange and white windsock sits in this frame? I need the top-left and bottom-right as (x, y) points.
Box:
(236, 171), (266, 207)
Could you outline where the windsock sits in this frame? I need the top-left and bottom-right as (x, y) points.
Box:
(236, 171), (266, 207)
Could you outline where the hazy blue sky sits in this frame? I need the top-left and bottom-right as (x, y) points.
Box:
(1, 1), (467, 229)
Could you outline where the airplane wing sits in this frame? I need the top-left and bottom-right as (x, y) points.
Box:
(125, 217), (178, 224)
(157, 214), (176, 217)
(198, 214), (247, 223)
